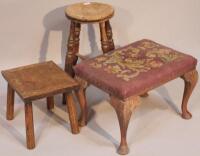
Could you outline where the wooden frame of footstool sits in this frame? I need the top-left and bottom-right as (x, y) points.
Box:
(77, 69), (198, 154)
(73, 39), (199, 155)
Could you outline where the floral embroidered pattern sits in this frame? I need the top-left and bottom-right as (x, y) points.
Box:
(90, 40), (183, 81)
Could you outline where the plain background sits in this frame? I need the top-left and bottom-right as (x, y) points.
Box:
(0, 0), (200, 156)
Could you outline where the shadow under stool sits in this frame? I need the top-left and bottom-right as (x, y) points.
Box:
(1, 61), (84, 149)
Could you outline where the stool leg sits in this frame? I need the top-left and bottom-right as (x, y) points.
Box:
(181, 69), (198, 119)
(75, 88), (87, 127)
(110, 96), (140, 155)
(25, 102), (35, 149)
(65, 93), (80, 134)
(74, 22), (81, 62)
(47, 96), (54, 110)
(99, 22), (110, 53)
(7, 84), (15, 120)
(63, 21), (81, 104)
(65, 21), (81, 77)
(105, 20), (115, 51)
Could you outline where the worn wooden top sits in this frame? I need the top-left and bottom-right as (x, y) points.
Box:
(2, 61), (79, 102)
(65, 2), (114, 23)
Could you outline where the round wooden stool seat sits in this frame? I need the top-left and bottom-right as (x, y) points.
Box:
(64, 2), (115, 84)
(65, 2), (114, 22)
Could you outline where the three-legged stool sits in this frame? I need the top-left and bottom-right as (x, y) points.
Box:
(64, 2), (115, 77)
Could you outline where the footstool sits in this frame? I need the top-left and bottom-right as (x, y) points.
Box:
(1, 61), (82, 149)
(74, 39), (198, 155)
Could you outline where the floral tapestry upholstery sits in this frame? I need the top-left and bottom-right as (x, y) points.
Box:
(74, 39), (197, 99)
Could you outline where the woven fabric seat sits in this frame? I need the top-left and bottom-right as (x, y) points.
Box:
(74, 39), (197, 99)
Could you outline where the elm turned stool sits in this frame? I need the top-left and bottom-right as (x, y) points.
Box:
(74, 39), (198, 155)
(1, 61), (81, 149)
(64, 2), (115, 77)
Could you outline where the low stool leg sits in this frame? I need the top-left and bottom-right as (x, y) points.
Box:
(65, 92), (80, 134)
(110, 96), (140, 155)
(181, 70), (198, 119)
(47, 96), (54, 110)
(62, 93), (67, 105)
(25, 102), (35, 149)
(75, 88), (87, 127)
(7, 84), (15, 120)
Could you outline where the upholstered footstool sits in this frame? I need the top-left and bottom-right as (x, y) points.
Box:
(74, 39), (198, 155)
(2, 61), (82, 149)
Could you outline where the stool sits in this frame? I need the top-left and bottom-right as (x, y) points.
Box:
(2, 61), (83, 149)
(74, 39), (198, 155)
(64, 2), (115, 77)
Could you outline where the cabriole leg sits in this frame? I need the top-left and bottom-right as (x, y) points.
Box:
(181, 70), (198, 119)
(110, 96), (140, 155)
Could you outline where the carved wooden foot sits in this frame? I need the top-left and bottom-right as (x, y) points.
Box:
(25, 102), (35, 149)
(65, 93), (80, 134)
(181, 70), (198, 119)
(110, 96), (140, 155)
(7, 84), (15, 120)
(47, 96), (54, 110)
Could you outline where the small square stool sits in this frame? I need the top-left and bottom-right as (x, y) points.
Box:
(2, 61), (81, 149)
(74, 39), (198, 155)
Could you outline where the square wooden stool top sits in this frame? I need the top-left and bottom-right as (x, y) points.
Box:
(2, 61), (79, 102)
(2, 61), (81, 149)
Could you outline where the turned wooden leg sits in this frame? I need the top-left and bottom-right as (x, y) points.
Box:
(63, 21), (81, 104)
(105, 20), (115, 51)
(47, 96), (54, 110)
(25, 102), (35, 149)
(75, 88), (87, 127)
(181, 70), (198, 119)
(7, 84), (15, 120)
(65, 21), (81, 77)
(74, 22), (81, 60)
(66, 92), (79, 134)
(110, 96), (140, 155)
(99, 22), (110, 53)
